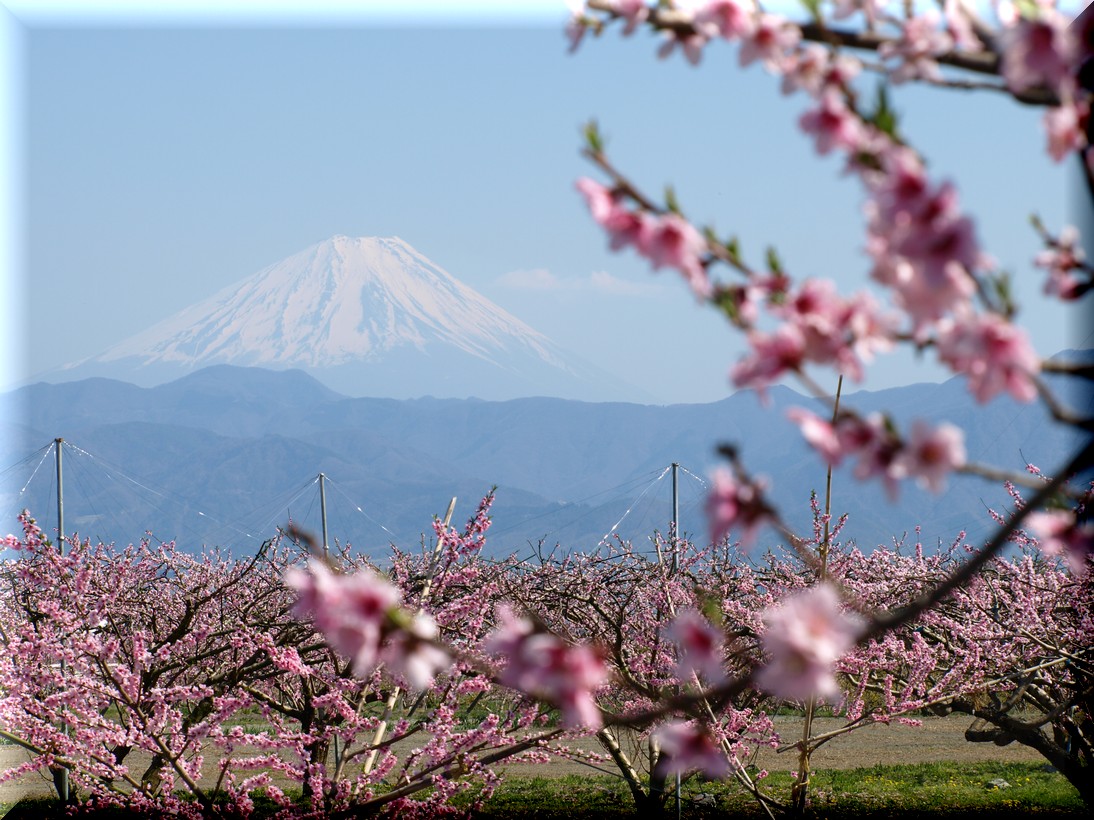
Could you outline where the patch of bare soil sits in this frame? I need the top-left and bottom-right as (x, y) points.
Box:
(0, 714), (1046, 807)
(496, 715), (1045, 779)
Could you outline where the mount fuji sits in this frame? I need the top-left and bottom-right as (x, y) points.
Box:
(56, 236), (649, 402)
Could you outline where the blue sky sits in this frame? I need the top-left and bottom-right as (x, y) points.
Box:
(1, 1), (1090, 406)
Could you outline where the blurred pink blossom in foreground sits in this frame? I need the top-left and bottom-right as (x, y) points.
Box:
(287, 562), (450, 689)
(706, 467), (772, 548)
(1025, 510), (1094, 578)
(665, 609), (728, 685)
(755, 584), (863, 701)
(653, 721), (731, 779)
(484, 605), (609, 728)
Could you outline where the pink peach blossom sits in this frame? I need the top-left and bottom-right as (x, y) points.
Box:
(286, 562), (401, 677)
(739, 13), (801, 71)
(843, 291), (898, 367)
(830, 0), (884, 25)
(892, 208), (980, 285)
(838, 412), (903, 499)
(1025, 510), (1094, 577)
(780, 43), (831, 96)
(658, 30), (709, 65)
(645, 214), (713, 298)
(790, 407), (952, 500)
(870, 146), (931, 222)
(602, 0), (648, 35)
(766, 281), (894, 382)
(943, 0), (980, 51)
(755, 584), (863, 701)
(777, 279), (855, 375)
(565, 15), (587, 53)
(653, 721), (731, 779)
(694, 0), (755, 42)
(1043, 99), (1088, 162)
(705, 467), (771, 548)
(1034, 224), (1085, 299)
(799, 89), (868, 155)
(484, 606), (608, 728)
(865, 154), (984, 327)
(936, 313), (1040, 403)
(1001, 11), (1078, 96)
(878, 11), (954, 84)
(730, 324), (806, 393)
(665, 609), (727, 684)
(865, 214), (980, 328)
(381, 612), (450, 690)
(893, 421), (967, 493)
(607, 209), (655, 253)
(575, 176), (616, 225)
(780, 45), (860, 97)
(576, 177), (654, 253)
(786, 407), (843, 466)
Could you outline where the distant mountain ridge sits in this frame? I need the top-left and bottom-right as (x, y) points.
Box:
(52, 236), (651, 403)
(2, 363), (1088, 558)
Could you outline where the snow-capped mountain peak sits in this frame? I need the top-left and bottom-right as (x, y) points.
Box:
(61, 236), (645, 401)
(97, 235), (562, 370)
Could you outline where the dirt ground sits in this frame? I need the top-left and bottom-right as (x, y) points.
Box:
(495, 714), (1046, 779)
(0, 713), (1047, 807)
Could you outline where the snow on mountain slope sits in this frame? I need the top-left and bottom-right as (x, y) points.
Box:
(98, 236), (562, 368)
(61, 237), (648, 401)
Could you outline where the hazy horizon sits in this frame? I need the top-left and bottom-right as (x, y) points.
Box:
(2, 2), (1091, 410)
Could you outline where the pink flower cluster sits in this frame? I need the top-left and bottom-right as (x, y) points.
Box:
(878, 10), (954, 84)
(576, 177), (712, 299)
(600, 0), (648, 35)
(572, 1), (806, 76)
(830, 0), (885, 26)
(935, 313), (1041, 403)
(1043, 98), (1089, 161)
(286, 562), (450, 690)
(787, 408), (967, 497)
(755, 584), (863, 702)
(731, 278), (896, 391)
(575, 4), (1059, 409)
(799, 88), (869, 155)
(864, 147), (981, 330)
(483, 605), (609, 728)
(705, 466), (773, 548)
(1001, 5), (1088, 160)
(1025, 509), (1094, 577)
(779, 43), (860, 96)
(652, 720), (731, 779)
(778, 18), (1049, 405)
(1035, 224), (1087, 299)
(788, 18), (1049, 407)
(1001, 6), (1079, 97)
(656, 2), (801, 69)
(665, 608), (727, 684)
(736, 11), (802, 71)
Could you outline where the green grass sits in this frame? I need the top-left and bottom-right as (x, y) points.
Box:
(465, 761), (1084, 818)
(1, 761), (1084, 818)
(806, 760), (1081, 814)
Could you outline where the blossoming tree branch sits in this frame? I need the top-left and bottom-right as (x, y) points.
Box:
(559, 0), (1093, 804)
(286, 0), (1092, 809)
